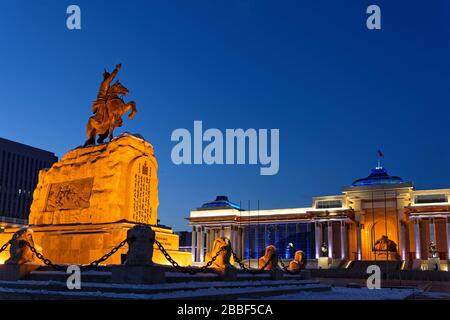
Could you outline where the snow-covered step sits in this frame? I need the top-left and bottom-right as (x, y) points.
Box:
(0, 278), (321, 295)
(0, 281), (330, 300)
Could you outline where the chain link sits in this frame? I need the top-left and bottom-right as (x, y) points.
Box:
(25, 237), (131, 271)
(230, 247), (276, 274)
(153, 238), (226, 274)
(18, 234), (300, 277)
(24, 242), (66, 271)
(0, 240), (11, 254)
(278, 256), (300, 274)
(81, 237), (131, 271)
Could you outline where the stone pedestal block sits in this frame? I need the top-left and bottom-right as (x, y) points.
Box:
(111, 265), (166, 284)
(0, 134), (193, 267)
(428, 257), (441, 271)
(29, 134), (159, 226)
(0, 264), (40, 280)
(300, 270), (312, 279)
(318, 257), (331, 269)
(220, 266), (237, 281)
(271, 269), (284, 280)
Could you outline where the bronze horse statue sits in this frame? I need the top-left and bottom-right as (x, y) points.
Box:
(84, 81), (137, 146)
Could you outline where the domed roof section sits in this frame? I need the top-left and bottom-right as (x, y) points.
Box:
(351, 166), (405, 187)
(199, 196), (241, 210)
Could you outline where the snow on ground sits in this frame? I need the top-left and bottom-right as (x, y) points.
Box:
(0, 279), (318, 291)
(261, 287), (418, 300)
(0, 283), (328, 300)
(415, 291), (450, 299)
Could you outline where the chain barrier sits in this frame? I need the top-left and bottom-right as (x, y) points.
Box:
(229, 247), (276, 274)
(25, 237), (132, 272)
(0, 240), (11, 254)
(278, 256), (300, 275)
(153, 238), (226, 274)
(13, 234), (302, 277)
(80, 237), (131, 271)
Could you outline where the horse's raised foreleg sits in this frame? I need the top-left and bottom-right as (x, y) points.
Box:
(127, 101), (137, 120)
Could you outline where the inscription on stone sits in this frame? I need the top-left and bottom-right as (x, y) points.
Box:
(132, 160), (152, 223)
(45, 178), (94, 211)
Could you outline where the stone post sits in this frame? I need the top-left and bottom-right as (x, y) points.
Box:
(112, 225), (165, 284)
(204, 237), (236, 281)
(0, 228), (43, 280)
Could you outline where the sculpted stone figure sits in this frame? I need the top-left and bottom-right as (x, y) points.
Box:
(320, 242), (328, 257)
(374, 235), (397, 252)
(5, 228), (43, 265)
(84, 64), (137, 146)
(429, 241), (438, 259)
(124, 225), (155, 265)
(205, 237), (234, 273)
(258, 245), (278, 270)
(288, 250), (305, 272)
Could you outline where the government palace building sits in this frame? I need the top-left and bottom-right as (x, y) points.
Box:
(188, 165), (450, 270)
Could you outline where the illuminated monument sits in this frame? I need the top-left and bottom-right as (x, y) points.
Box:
(0, 65), (191, 266)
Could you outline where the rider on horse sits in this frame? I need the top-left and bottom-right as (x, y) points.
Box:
(92, 63), (121, 116)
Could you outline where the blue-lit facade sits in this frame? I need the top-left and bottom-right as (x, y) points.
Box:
(243, 223), (315, 260)
(189, 195), (349, 264)
(189, 167), (450, 269)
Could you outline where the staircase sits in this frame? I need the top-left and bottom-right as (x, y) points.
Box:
(0, 266), (329, 300)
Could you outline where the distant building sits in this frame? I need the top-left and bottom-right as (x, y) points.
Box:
(188, 167), (450, 270)
(176, 231), (192, 253)
(0, 137), (57, 225)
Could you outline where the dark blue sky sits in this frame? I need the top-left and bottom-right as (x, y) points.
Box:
(1, 1), (450, 231)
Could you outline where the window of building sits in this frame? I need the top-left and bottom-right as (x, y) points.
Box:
(316, 199), (342, 209)
(415, 194), (448, 204)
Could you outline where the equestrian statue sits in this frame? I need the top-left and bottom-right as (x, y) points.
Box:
(84, 63), (137, 146)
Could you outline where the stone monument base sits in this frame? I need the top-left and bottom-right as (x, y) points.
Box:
(0, 222), (191, 267)
(318, 257), (331, 269)
(0, 264), (41, 280)
(427, 257), (441, 271)
(111, 264), (166, 284)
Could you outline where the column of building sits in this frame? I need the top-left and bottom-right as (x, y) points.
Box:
(413, 219), (421, 259)
(198, 226), (204, 262)
(396, 198), (407, 260)
(429, 218), (436, 246)
(327, 221), (333, 259)
(191, 226), (197, 262)
(356, 222), (362, 260)
(340, 221), (346, 259)
(447, 217), (450, 260)
(314, 221), (322, 259)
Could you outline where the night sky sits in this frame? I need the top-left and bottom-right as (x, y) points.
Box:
(1, 0), (450, 231)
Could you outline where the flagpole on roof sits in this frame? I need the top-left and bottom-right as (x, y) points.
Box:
(377, 150), (384, 168)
